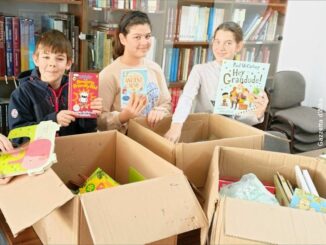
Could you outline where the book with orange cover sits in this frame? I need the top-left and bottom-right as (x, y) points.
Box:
(68, 72), (99, 118)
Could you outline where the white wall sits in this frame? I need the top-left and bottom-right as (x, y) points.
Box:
(277, 1), (326, 109)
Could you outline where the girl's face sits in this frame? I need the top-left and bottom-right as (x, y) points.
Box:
(119, 24), (152, 59)
(212, 29), (243, 64)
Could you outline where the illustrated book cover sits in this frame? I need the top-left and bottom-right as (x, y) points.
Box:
(290, 188), (326, 213)
(120, 68), (148, 108)
(0, 121), (59, 178)
(214, 60), (270, 116)
(68, 72), (99, 118)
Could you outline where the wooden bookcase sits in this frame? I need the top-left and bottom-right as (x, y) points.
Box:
(165, 0), (288, 88)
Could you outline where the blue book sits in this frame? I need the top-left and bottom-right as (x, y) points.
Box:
(120, 68), (148, 108)
(28, 19), (35, 70)
(5, 16), (13, 76)
(207, 7), (215, 41)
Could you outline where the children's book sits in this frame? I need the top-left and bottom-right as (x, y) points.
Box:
(68, 72), (99, 118)
(290, 188), (326, 213)
(120, 68), (148, 108)
(213, 60), (270, 116)
(79, 167), (119, 194)
(0, 121), (59, 178)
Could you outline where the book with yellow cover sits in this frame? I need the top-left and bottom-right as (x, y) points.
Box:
(79, 168), (119, 194)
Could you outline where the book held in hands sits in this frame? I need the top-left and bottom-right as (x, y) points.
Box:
(214, 60), (270, 116)
(120, 68), (148, 108)
(68, 72), (99, 118)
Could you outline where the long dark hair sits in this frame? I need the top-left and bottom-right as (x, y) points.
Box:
(113, 10), (152, 60)
(214, 21), (243, 43)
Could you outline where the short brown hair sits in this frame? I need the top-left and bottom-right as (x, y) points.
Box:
(34, 29), (72, 61)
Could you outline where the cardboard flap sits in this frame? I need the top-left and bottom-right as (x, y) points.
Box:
(80, 174), (207, 244)
(0, 169), (74, 236)
(225, 197), (326, 244)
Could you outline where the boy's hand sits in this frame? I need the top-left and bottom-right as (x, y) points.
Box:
(147, 109), (165, 128)
(164, 123), (183, 143)
(119, 93), (147, 124)
(90, 97), (103, 116)
(0, 134), (13, 152)
(57, 110), (77, 127)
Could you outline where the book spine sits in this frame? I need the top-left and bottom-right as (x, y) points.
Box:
(302, 169), (319, 197)
(5, 16), (13, 76)
(12, 16), (21, 76)
(294, 165), (310, 193)
(0, 16), (6, 76)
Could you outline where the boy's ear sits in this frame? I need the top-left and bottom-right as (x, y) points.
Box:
(32, 54), (39, 66)
(65, 60), (73, 70)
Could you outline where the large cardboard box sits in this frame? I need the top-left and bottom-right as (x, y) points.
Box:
(0, 131), (207, 245)
(128, 113), (264, 188)
(209, 146), (326, 244)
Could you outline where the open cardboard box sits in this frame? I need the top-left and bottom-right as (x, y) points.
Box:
(128, 113), (264, 188)
(128, 113), (264, 245)
(0, 131), (207, 245)
(209, 146), (326, 244)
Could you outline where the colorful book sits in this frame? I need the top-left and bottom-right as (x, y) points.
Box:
(120, 68), (148, 108)
(68, 72), (99, 118)
(79, 167), (119, 194)
(213, 60), (270, 116)
(0, 121), (59, 178)
(290, 188), (326, 213)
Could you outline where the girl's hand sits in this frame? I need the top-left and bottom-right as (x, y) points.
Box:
(57, 110), (77, 127)
(147, 109), (165, 128)
(119, 93), (147, 124)
(0, 134), (13, 152)
(164, 123), (183, 143)
(90, 97), (103, 116)
(254, 91), (269, 119)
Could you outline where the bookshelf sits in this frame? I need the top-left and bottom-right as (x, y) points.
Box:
(163, 0), (288, 89)
(81, 0), (167, 72)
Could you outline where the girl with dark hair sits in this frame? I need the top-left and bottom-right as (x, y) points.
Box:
(164, 21), (269, 143)
(98, 11), (171, 133)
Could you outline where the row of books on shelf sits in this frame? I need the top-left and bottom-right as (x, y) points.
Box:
(235, 7), (279, 41)
(162, 45), (271, 83)
(88, 0), (160, 12)
(162, 47), (212, 83)
(0, 12), (79, 77)
(0, 16), (35, 77)
(167, 5), (279, 42)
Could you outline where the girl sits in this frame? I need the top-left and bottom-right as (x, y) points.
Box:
(164, 21), (268, 143)
(98, 10), (171, 133)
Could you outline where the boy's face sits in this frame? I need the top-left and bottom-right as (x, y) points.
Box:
(33, 47), (72, 89)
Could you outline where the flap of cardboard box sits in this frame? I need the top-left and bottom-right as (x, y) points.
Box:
(80, 173), (208, 244)
(224, 197), (326, 244)
(0, 169), (74, 236)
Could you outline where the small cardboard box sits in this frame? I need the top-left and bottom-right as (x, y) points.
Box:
(209, 146), (326, 244)
(0, 131), (207, 245)
(128, 113), (264, 188)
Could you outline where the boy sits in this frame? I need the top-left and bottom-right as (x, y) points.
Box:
(8, 30), (102, 136)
